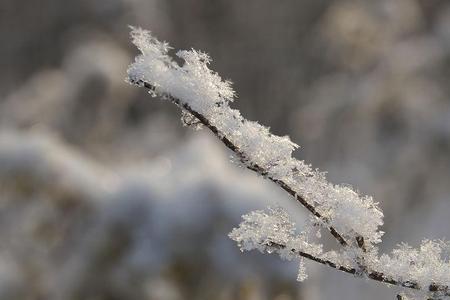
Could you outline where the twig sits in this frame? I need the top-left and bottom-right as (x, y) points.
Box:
(132, 79), (348, 247)
(265, 241), (449, 297)
(131, 79), (449, 297)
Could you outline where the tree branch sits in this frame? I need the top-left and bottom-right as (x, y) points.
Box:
(132, 79), (348, 247)
(129, 68), (450, 296)
(131, 79), (448, 298)
(265, 241), (449, 297)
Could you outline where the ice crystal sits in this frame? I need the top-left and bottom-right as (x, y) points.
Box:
(127, 27), (384, 247)
(228, 208), (323, 261)
(229, 207), (328, 281)
(377, 240), (450, 292)
(180, 109), (202, 130)
(297, 257), (308, 282)
(127, 27), (450, 298)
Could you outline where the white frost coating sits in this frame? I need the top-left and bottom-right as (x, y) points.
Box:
(297, 257), (308, 282)
(127, 27), (384, 246)
(377, 240), (450, 292)
(228, 208), (323, 261)
(229, 208), (355, 280)
(127, 28), (450, 297)
(230, 208), (450, 295)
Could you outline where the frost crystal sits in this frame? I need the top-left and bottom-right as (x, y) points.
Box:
(377, 240), (450, 292)
(229, 207), (296, 254)
(297, 257), (308, 282)
(229, 207), (325, 281)
(127, 28), (450, 298)
(127, 27), (384, 247)
(180, 109), (202, 130)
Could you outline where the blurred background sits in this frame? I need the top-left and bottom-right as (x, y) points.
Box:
(1, 0), (450, 299)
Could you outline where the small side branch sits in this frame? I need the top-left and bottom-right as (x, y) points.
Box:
(265, 241), (449, 297)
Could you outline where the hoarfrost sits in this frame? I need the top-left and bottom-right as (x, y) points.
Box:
(377, 240), (450, 293)
(127, 27), (450, 298)
(297, 257), (308, 282)
(127, 26), (383, 247)
(228, 207), (323, 263)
